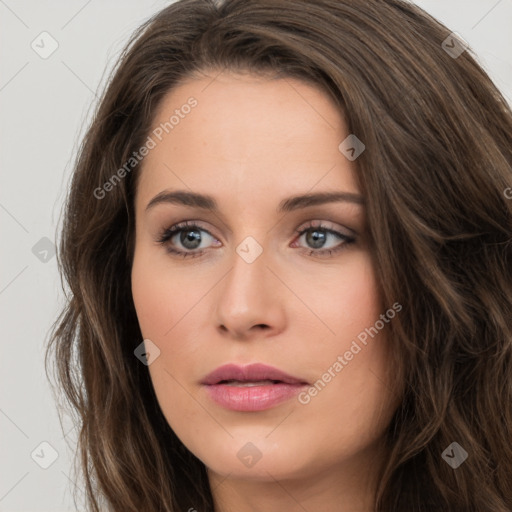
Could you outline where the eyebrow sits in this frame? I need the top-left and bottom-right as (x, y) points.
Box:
(145, 189), (364, 213)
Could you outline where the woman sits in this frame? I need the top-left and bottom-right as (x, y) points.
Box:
(46, 0), (512, 510)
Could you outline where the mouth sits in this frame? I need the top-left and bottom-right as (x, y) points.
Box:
(201, 363), (309, 412)
(201, 362), (308, 386)
(218, 379), (285, 386)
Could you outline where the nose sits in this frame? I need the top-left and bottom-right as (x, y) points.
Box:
(214, 245), (287, 340)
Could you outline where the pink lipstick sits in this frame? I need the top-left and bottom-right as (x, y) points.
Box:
(201, 363), (308, 412)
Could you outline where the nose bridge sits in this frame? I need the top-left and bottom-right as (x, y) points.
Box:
(214, 236), (285, 336)
(223, 238), (270, 312)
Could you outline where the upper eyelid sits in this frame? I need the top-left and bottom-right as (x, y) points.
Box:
(295, 220), (357, 236)
(164, 218), (355, 235)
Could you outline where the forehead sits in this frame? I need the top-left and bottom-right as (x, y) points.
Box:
(136, 72), (360, 209)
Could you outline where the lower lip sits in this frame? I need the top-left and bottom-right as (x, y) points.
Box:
(203, 383), (306, 411)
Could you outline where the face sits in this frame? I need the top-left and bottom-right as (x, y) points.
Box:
(131, 71), (399, 488)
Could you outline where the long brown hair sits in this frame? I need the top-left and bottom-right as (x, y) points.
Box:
(46, 0), (512, 510)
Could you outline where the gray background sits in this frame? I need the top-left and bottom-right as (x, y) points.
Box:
(1, 1), (511, 511)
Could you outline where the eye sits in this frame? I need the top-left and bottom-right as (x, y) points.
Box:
(292, 221), (356, 258)
(156, 220), (356, 259)
(156, 221), (220, 258)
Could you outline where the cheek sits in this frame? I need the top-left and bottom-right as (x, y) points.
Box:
(293, 251), (383, 343)
(323, 253), (392, 380)
(131, 247), (203, 341)
(130, 247), (213, 398)
(131, 250), (206, 429)
(292, 254), (396, 434)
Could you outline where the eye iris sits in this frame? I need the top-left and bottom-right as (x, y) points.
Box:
(180, 229), (202, 249)
(306, 229), (326, 249)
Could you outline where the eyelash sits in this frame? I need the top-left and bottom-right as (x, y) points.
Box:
(156, 220), (356, 259)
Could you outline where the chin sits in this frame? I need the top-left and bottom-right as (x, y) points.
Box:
(191, 434), (316, 481)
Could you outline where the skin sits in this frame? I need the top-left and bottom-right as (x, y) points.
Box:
(131, 70), (400, 512)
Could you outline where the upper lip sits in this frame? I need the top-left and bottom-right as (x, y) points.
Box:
(201, 363), (309, 386)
